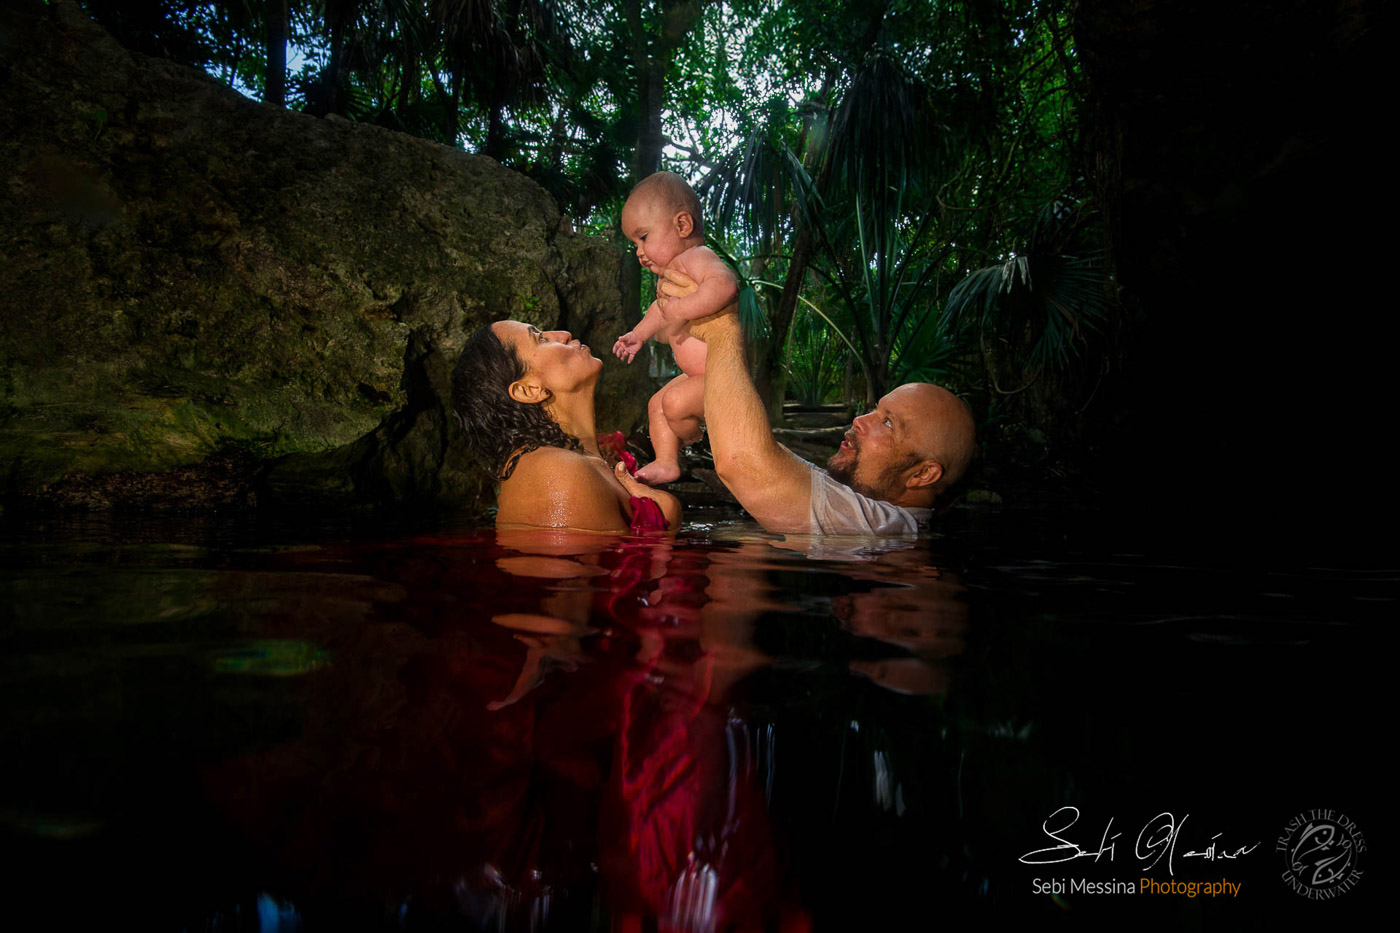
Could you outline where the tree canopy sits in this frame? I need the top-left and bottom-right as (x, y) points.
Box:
(78, 0), (1111, 445)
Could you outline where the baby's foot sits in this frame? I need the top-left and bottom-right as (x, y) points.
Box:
(634, 460), (682, 486)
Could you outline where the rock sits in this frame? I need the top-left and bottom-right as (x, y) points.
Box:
(0, 0), (647, 513)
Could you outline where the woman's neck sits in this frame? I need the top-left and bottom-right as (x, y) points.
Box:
(547, 389), (601, 457)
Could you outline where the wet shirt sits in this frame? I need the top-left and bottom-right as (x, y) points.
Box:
(808, 464), (931, 536)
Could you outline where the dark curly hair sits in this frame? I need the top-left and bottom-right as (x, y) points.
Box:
(451, 323), (583, 481)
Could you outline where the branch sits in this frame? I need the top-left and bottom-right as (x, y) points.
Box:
(661, 134), (717, 167)
(980, 330), (1040, 395)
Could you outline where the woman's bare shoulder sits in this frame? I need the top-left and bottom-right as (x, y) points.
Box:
(497, 446), (628, 531)
(510, 444), (590, 468)
(504, 446), (602, 491)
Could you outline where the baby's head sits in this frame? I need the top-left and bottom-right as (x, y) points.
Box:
(620, 171), (705, 273)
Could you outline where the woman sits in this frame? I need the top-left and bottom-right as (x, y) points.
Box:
(452, 320), (681, 532)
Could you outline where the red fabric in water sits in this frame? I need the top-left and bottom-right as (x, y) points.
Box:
(598, 433), (664, 533)
(203, 533), (796, 928)
(599, 668), (778, 931)
(629, 496), (668, 534)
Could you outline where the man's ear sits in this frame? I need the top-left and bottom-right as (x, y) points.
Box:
(674, 211), (695, 239)
(508, 378), (551, 405)
(906, 460), (944, 490)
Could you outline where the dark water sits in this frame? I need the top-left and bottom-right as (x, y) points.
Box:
(0, 507), (1386, 931)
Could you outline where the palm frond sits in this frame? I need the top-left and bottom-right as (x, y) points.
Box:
(944, 233), (1108, 372)
(697, 126), (812, 255)
(826, 51), (940, 198)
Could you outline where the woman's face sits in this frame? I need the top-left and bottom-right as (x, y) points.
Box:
(491, 320), (602, 396)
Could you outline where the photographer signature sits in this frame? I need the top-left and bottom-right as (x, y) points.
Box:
(1019, 807), (1260, 875)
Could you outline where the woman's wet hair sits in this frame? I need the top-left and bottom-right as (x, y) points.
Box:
(451, 324), (582, 481)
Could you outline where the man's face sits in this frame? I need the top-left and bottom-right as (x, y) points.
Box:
(827, 389), (922, 502)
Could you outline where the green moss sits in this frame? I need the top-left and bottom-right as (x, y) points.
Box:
(0, 2), (639, 507)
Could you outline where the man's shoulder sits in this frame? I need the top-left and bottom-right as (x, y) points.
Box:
(809, 468), (930, 537)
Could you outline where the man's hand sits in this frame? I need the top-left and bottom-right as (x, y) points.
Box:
(658, 268), (739, 343)
(612, 331), (643, 363)
(656, 268), (697, 313)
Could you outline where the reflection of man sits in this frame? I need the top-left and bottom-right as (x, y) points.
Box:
(670, 273), (976, 535)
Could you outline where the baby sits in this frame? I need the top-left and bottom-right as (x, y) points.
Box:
(612, 171), (739, 485)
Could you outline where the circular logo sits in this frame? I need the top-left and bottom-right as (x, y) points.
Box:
(1277, 810), (1365, 899)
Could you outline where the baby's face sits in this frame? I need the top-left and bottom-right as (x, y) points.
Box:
(621, 194), (688, 273)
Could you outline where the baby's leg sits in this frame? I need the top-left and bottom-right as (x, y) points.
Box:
(663, 372), (705, 446)
(636, 373), (705, 485)
(638, 381), (683, 485)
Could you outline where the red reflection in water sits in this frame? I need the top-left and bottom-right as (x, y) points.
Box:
(205, 530), (826, 929)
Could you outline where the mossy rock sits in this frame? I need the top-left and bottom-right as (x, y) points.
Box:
(0, 0), (647, 511)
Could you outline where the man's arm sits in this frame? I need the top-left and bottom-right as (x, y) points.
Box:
(661, 248), (739, 323)
(671, 273), (812, 533)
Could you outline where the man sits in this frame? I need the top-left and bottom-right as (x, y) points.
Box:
(667, 273), (976, 536)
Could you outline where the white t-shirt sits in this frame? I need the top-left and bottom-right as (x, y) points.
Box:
(808, 464), (932, 536)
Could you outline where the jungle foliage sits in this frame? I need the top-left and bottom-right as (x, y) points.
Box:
(76, 0), (1113, 431)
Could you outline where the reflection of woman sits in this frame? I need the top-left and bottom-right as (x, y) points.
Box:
(451, 321), (680, 531)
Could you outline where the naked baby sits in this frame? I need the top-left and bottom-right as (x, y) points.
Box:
(612, 171), (739, 485)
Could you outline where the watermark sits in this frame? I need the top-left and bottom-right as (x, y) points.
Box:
(1277, 809), (1365, 899)
(1029, 877), (1243, 897)
(1018, 807), (1259, 875)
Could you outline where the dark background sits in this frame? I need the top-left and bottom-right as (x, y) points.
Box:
(1076, 1), (1389, 563)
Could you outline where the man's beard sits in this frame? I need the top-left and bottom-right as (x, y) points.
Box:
(823, 448), (856, 481)
(827, 442), (883, 500)
(827, 437), (910, 503)
(827, 434), (858, 486)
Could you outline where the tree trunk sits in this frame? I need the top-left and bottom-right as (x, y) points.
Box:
(757, 225), (814, 423)
(485, 95), (507, 160)
(264, 0), (287, 108)
(446, 70), (462, 147)
(624, 0), (701, 183)
(545, 106), (571, 172)
(867, 343), (888, 406)
(624, 0), (663, 182)
(328, 19), (345, 116)
(619, 1), (700, 335)
(755, 71), (833, 422)
(633, 61), (665, 179)
(397, 40), (417, 113)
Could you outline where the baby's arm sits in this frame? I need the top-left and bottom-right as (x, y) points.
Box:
(658, 248), (739, 322)
(613, 300), (667, 364)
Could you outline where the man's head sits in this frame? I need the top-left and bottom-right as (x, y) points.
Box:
(826, 383), (976, 508)
(621, 171), (705, 273)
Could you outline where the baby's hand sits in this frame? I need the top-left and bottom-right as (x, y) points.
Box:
(612, 331), (643, 363)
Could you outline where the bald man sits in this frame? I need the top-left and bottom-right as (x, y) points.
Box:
(672, 275), (976, 535)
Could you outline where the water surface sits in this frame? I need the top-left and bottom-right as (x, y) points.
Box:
(1, 507), (1385, 930)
